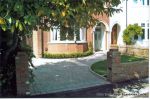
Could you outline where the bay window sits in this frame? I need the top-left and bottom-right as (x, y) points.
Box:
(50, 26), (86, 43)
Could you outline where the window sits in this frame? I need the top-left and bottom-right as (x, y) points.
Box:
(141, 23), (145, 39)
(141, 23), (145, 27)
(133, 0), (138, 3)
(147, 29), (149, 39)
(141, 22), (149, 40)
(141, 0), (149, 5)
(142, 0), (145, 5)
(142, 29), (145, 39)
(147, 0), (149, 5)
(50, 26), (86, 43)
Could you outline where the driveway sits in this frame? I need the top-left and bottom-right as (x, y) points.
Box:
(30, 51), (110, 95)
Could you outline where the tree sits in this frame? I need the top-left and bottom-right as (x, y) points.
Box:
(0, 0), (121, 96)
(123, 24), (143, 45)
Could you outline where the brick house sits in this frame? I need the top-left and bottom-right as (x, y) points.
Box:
(32, 14), (110, 58)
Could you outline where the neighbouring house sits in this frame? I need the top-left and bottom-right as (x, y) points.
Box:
(31, 0), (149, 58)
(109, 0), (149, 57)
(32, 14), (110, 58)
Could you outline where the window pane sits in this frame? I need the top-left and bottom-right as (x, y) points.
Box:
(133, 0), (138, 3)
(142, 0), (145, 5)
(141, 23), (145, 27)
(60, 26), (74, 41)
(142, 29), (145, 39)
(52, 27), (59, 41)
(75, 28), (80, 41)
(148, 29), (149, 39)
(147, 0), (149, 5)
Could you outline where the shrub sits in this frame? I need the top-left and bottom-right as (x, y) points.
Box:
(43, 49), (93, 58)
(123, 24), (143, 45)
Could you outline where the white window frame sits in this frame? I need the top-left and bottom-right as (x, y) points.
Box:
(141, 22), (149, 41)
(50, 26), (87, 44)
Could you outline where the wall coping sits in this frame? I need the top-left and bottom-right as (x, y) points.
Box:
(48, 41), (87, 44)
(121, 60), (149, 65)
(119, 45), (149, 50)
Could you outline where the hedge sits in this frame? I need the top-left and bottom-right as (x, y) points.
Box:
(43, 49), (93, 58)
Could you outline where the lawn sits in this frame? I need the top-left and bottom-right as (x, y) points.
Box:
(91, 55), (145, 76)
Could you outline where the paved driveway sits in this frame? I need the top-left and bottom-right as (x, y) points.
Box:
(30, 52), (110, 95)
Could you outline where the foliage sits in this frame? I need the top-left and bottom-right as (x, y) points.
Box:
(0, 0), (121, 32)
(43, 49), (93, 58)
(123, 24), (143, 45)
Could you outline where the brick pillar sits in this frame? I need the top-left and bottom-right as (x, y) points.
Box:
(107, 46), (121, 83)
(15, 52), (30, 96)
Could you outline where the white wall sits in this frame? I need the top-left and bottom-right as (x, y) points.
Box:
(109, 0), (150, 48)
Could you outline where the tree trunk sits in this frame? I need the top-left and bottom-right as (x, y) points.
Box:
(1, 29), (19, 97)
(0, 28), (2, 96)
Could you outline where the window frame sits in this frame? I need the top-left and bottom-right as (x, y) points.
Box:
(50, 26), (87, 44)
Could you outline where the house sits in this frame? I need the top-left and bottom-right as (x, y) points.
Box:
(109, 0), (149, 57)
(32, 0), (149, 58)
(32, 14), (110, 58)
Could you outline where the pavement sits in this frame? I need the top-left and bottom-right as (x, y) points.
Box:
(29, 51), (111, 96)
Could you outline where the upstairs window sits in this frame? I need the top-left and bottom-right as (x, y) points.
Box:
(140, 0), (149, 5)
(147, 0), (149, 5)
(133, 0), (138, 3)
(142, 0), (145, 5)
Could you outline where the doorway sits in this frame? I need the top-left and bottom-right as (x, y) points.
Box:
(94, 23), (106, 51)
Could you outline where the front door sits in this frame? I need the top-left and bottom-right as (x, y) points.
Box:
(111, 24), (118, 44)
(94, 27), (102, 51)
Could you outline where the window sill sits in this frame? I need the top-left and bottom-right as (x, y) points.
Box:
(48, 41), (87, 44)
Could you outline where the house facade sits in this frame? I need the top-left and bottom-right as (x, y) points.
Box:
(109, 0), (150, 48)
(109, 0), (149, 57)
(32, 14), (110, 58)
(32, 0), (149, 58)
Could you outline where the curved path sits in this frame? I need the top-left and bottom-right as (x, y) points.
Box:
(30, 51), (110, 95)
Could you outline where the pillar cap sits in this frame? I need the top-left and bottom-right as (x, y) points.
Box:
(110, 44), (118, 49)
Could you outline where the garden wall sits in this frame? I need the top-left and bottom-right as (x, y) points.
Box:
(107, 49), (149, 83)
(118, 45), (149, 58)
(110, 60), (149, 83)
(16, 52), (30, 96)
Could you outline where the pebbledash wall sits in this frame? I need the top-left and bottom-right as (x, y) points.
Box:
(109, 0), (149, 57)
(32, 14), (109, 58)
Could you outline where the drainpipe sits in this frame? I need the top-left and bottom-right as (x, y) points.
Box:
(41, 30), (44, 57)
(126, 0), (128, 28)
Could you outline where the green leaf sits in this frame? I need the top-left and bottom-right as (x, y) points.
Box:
(16, 20), (19, 28)
(8, 17), (12, 24)
(1, 25), (7, 31)
(19, 22), (23, 31)
(11, 25), (15, 33)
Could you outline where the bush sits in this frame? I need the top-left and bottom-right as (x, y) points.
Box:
(123, 24), (143, 45)
(43, 49), (93, 58)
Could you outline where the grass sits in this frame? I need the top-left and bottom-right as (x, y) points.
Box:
(91, 55), (146, 76)
(121, 55), (145, 63)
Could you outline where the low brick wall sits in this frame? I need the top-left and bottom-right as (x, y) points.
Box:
(119, 45), (149, 58)
(47, 43), (88, 54)
(16, 52), (30, 96)
(111, 60), (149, 83)
(107, 48), (149, 83)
